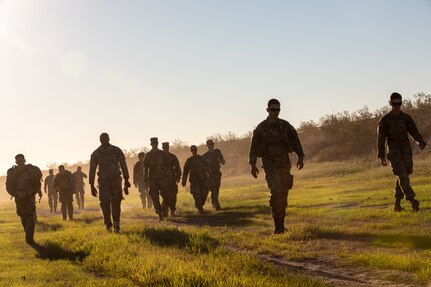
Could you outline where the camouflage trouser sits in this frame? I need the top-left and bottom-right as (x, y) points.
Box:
(138, 184), (152, 209)
(264, 163), (293, 220)
(15, 196), (36, 242)
(209, 172), (222, 209)
(148, 179), (169, 215)
(75, 186), (85, 209)
(388, 151), (415, 200)
(163, 180), (178, 213)
(47, 191), (58, 211)
(98, 179), (123, 227)
(190, 181), (209, 211)
(59, 190), (74, 220)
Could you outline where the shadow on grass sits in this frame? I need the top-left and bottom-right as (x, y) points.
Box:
(73, 216), (104, 224)
(125, 227), (219, 253)
(315, 230), (431, 249)
(31, 242), (89, 261)
(35, 222), (63, 232)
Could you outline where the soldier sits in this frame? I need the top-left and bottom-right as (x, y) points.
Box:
(133, 152), (152, 209)
(182, 145), (211, 215)
(53, 165), (75, 220)
(377, 92), (427, 212)
(5, 154), (42, 244)
(143, 137), (170, 221)
(89, 133), (131, 233)
(44, 169), (57, 213)
(162, 142), (182, 217)
(73, 166), (87, 209)
(249, 99), (305, 234)
(203, 139), (225, 210)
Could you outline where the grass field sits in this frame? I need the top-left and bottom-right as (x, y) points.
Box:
(1, 157), (430, 286)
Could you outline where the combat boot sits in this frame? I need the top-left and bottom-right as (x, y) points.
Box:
(393, 199), (405, 212)
(158, 214), (164, 221)
(410, 199), (420, 212)
(113, 222), (120, 233)
(273, 217), (286, 234)
(170, 210), (176, 218)
(198, 207), (204, 215)
(106, 224), (113, 232)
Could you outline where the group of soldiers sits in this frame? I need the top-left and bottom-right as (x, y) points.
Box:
(5, 92), (428, 243)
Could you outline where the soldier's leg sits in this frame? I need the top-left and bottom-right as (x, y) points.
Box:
(24, 198), (36, 244)
(110, 180), (123, 232)
(59, 195), (67, 220)
(53, 193), (58, 212)
(265, 164), (286, 234)
(80, 190), (85, 209)
(279, 166), (293, 217)
(170, 182), (178, 213)
(98, 180), (113, 229)
(393, 180), (405, 212)
(146, 186), (153, 209)
(15, 198), (27, 232)
(75, 191), (81, 209)
(67, 194), (74, 219)
(201, 182), (210, 207)
(149, 181), (162, 217)
(210, 173), (221, 209)
(190, 182), (204, 212)
(160, 181), (172, 217)
(138, 186), (147, 208)
(48, 193), (53, 212)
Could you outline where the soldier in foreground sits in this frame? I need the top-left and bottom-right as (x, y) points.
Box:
(89, 133), (131, 232)
(144, 137), (170, 221)
(44, 169), (58, 213)
(377, 92), (427, 212)
(73, 166), (87, 209)
(162, 142), (182, 217)
(133, 152), (152, 209)
(182, 145), (211, 215)
(203, 139), (225, 210)
(5, 154), (42, 244)
(53, 165), (75, 220)
(249, 99), (305, 234)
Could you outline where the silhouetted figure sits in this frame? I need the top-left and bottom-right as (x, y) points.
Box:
(144, 137), (170, 221)
(249, 99), (305, 234)
(89, 133), (130, 233)
(73, 166), (87, 209)
(133, 152), (152, 209)
(377, 92), (427, 212)
(53, 165), (75, 220)
(182, 145), (211, 215)
(44, 169), (57, 213)
(162, 142), (182, 217)
(6, 154), (42, 244)
(203, 139), (225, 210)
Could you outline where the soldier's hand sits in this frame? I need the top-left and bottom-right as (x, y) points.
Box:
(297, 158), (304, 170)
(182, 182), (186, 187)
(134, 183), (138, 188)
(124, 179), (131, 189)
(381, 158), (388, 166)
(91, 184), (98, 197)
(419, 143), (426, 150)
(124, 187), (129, 195)
(250, 164), (259, 179)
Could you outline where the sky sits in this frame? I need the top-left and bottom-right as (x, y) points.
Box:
(0, 0), (430, 173)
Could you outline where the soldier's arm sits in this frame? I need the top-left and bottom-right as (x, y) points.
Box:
(117, 148), (130, 180)
(377, 118), (387, 159)
(406, 115), (427, 147)
(133, 163), (138, 185)
(143, 155), (149, 182)
(5, 169), (16, 197)
(44, 177), (48, 192)
(83, 172), (88, 179)
(249, 128), (259, 165)
(287, 124), (305, 160)
(181, 160), (190, 186)
(174, 157), (182, 181)
(89, 154), (98, 185)
(217, 149), (225, 165)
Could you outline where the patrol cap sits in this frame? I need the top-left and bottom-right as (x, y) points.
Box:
(162, 142), (169, 148)
(150, 137), (158, 144)
(206, 139), (214, 145)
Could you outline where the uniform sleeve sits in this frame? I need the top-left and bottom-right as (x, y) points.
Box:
(377, 117), (387, 159)
(143, 154), (149, 182)
(174, 156), (182, 181)
(249, 128), (259, 165)
(287, 124), (305, 159)
(117, 148), (130, 179)
(89, 152), (98, 185)
(133, 162), (138, 185)
(217, 149), (225, 165)
(182, 159), (190, 185)
(83, 172), (88, 179)
(5, 169), (16, 196)
(44, 176), (48, 192)
(52, 176), (58, 192)
(407, 115), (427, 146)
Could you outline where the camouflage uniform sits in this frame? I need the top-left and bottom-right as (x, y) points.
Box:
(249, 118), (304, 233)
(133, 160), (152, 208)
(143, 149), (169, 217)
(44, 174), (57, 212)
(203, 148), (224, 209)
(53, 170), (75, 220)
(90, 144), (129, 230)
(6, 164), (42, 243)
(377, 111), (427, 201)
(164, 151), (182, 214)
(73, 169), (87, 209)
(182, 155), (211, 213)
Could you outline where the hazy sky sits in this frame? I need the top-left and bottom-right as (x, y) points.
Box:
(1, 0), (430, 173)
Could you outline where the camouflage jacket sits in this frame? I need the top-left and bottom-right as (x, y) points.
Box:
(202, 149), (224, 175)
(249, 118), (305, 165)
(44, 174), (55, 193)
(6, 164), (42, 198)
(182, 155), (210, 185)
(377, 111), (427, 159)
(143, 149), (169, 181)
(73, 170), (87, 189)
(53, 171), (75, 193)
(133, 160), (146, 187)
(89, 144), (129, 184)
(166, 152), (182, 182)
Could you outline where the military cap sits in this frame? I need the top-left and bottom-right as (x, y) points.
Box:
(150, 137), (158, 144)
(162, 142), (169, 147)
